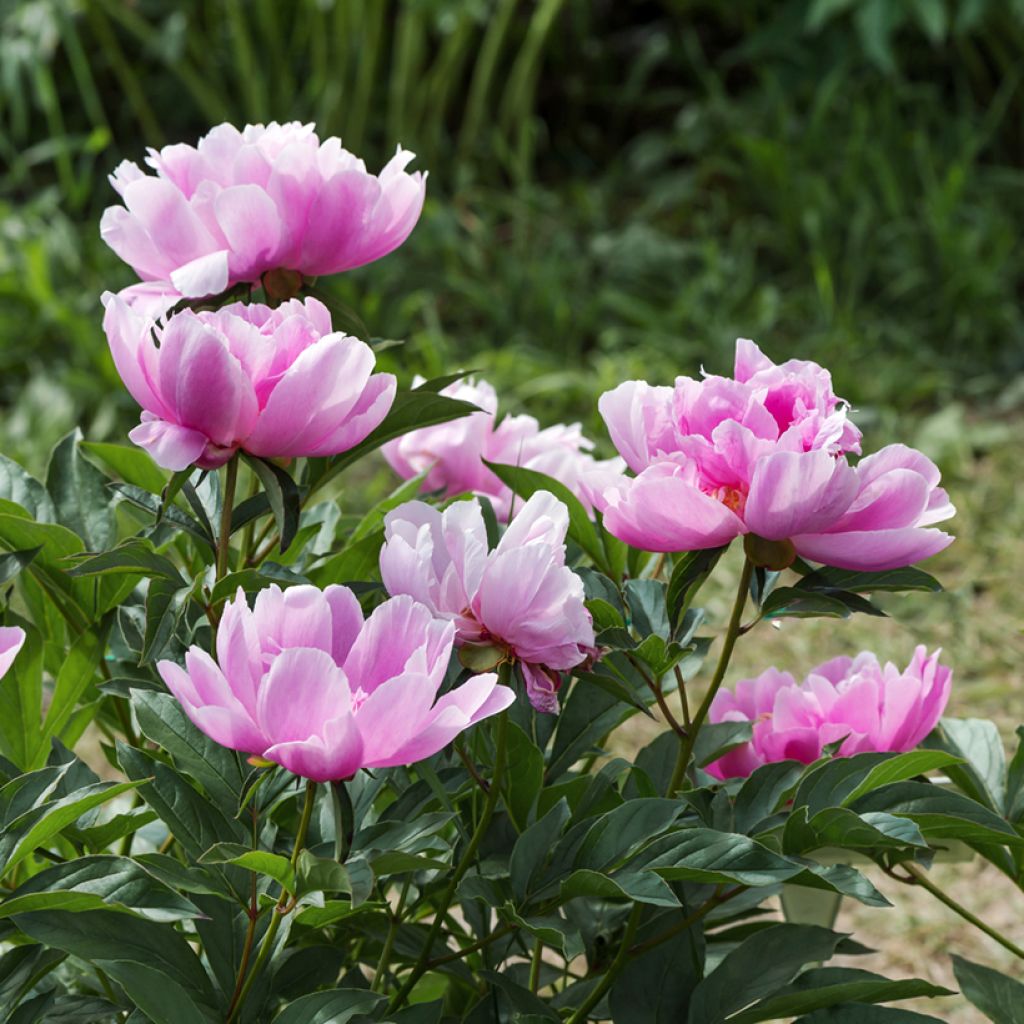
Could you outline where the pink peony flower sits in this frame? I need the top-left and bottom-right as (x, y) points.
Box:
(705, 646), (952, 779)
(0, 627), (25, 679)
(596, 340), (954, 571)
(382, 376), (623, 521)
(158, 585), (513, 782)
(103, 293), (395, 471)
(379, 492), (596, 713)
(101, 122), (426, 298)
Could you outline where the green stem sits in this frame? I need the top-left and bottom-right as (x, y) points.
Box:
(668, 557), (753, 795)
(529, 936), (544, 993)
(388, 710), (510, 1012)
(673, 665), (692, 730)
(226, 780), (317, 1023)
(372, 877), (412, 993)
(238, 471), (260, 565)
(566, 904), (643, 1024)
(216, 456), (239, 583)
(903, 862), (1024, 960)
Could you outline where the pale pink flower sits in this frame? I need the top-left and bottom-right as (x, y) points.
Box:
(596, 340), (954, 571)
(102, 293), (395, 471)
(0, 627), (25, 679)
(382, 376), (623, 521)
(158, 585), (513, 782)
(101, 122), (426, 298)
(379, 492), (596, 713)
(705, 646), (952, 779)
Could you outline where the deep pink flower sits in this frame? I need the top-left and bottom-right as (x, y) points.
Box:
(0, 627), (25, 680)
(705, 646), (952, 779)
(103, 293), (395, 471)
(382, 376), (623, 521)
(101, 122), (426, 298)
(379, 492), (596, 713)
(158, 585), (513, 782)
(596, 340), (954, 570)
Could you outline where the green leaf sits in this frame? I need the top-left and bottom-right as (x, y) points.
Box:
(625, 579), (670, 639)
(2, 780), (144, 879)
(242, 454), (301, 554)
(45, 429), (116, 551)
(666, 547), (726, 635)
(66, 539), (184, 584)
(646, 829), (805, 887)
(209, 565), (306, 605)
(4, 855), (200, 923)
(80, 441), (168, 494)
(117, 744), (247, 860)
(272, 988), (383, 1024)
(560, 868), (679, 907)
(733, 761), (805, 834)
(793, 1007), (947, 1023)
(952, 954), (1024, 1024)
(576, 798), (684, 871)
(852, 781), (1024, 846)
(728, 967), (953, 1024)
(840, 751), (963, 806)
(505, 721), (544, 830)
(762, 588), (853, 620)
(141, 577), (191, 664)
(0, 455), (55, 522)
(484, 460), (605, 566)
(794, 565), (941, 595)
(39, 627), (105, 757)
(0, 547), (40, 586)
(113, 484), (214, 550)
(1007, 726), (1024, 823)
(610, 907), (704, 1023)
(782, 807), (927, 855)
(309, 530), (384, 587)
(549, 680), (631, 781)
(687, 924), (846, 1023)
(923, 718), (1006, 814)
(294, 850), (350, 897)
(202, 847), (295, 893)
(510, 798), (571, 900)
(132, 691), (246, 815)
(11, 909), (216, 1017)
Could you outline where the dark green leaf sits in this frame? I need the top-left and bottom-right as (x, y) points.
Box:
(45, 429), (116, 551)
(795, 566), (941, 595)
(271, 988), (383, 1024)
(923, 718), (1006, 814)
(0, 547), (40, 586)
(141, 577), (191, 664)
(505, 721), (544, 830)
(793, 1007), (947, 1022)
(625, 579), (670, 639)
(694, 721), (754, 768)
(560, 868), (679, 906)
(952, 954), (1024, 1024)
(687, 924), (846, 1023)
(576, 799), (684, 871)
(309, 530), (384, 587)
(511, 798), (571, 900)
(734, 761), (805, 834)
(646, 828), (804, 887)
(242, 454), (301, 554)
(762, 588), (853, 620)
(666, 547), (727, 635)
(0, 455), (56, 522)
(113, 484), (213, 550)
(66, 538), (184, 583)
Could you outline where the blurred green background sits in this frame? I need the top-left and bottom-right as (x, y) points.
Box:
(1, 3), (1022, 1012)
(3, 0), (1023, 473)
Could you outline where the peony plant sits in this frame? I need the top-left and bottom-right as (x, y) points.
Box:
(0, 123), (1020, 1024)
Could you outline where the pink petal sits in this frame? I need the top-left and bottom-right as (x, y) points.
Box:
(354, 671), (441, 765)
(170, 250), (230, 298)
(602, 465), (744, 552)
(252, 585), (335, 660)
(324, 585), (365, 666)
(744, 450), (857, 540)
(263, 712), (364, 782)
(792, 526), (954, 571)
(0, 626), (26, 679)
(129, 415), (209, 471)
(255, 647), (352, 743)
(214, 184), (283, 281)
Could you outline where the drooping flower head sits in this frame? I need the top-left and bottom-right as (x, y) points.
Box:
(596, 339), (954, 571)
(158, 585), (513, 782)
(0, 627), (25, 680)
(103, 294), (395, 471)
(379, 491), (596, 713)
(705, 646), (952, 779)
(101, 122), (427, 298)
(382, 376), (623, 521)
